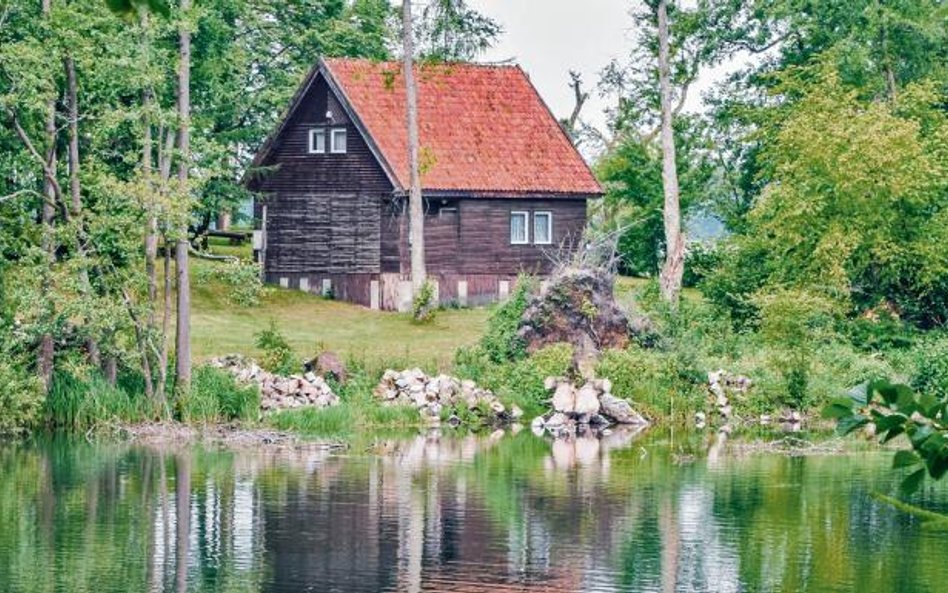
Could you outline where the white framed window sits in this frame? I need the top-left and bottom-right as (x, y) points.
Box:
(510, 211), (529, 245)
(330, 127), (347, 153)
(534, 212), (552, 245)
(308, 128), (325, 154)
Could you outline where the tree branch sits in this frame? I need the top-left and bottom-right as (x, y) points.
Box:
(8, 111), (70, 222)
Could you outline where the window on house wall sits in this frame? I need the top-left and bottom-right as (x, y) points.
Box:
(534, 212), (552, 245)
(510, 211), (529, 244)
(330, 128), (347, 153)
(308, 129), (326, 154)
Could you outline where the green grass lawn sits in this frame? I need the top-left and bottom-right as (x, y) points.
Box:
(189, 243), (488, 368)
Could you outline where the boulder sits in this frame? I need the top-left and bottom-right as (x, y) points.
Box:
(574, 383), (602, 416)
(599, 394), (648, 425)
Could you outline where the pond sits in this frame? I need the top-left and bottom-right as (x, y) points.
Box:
(1, 428), (946, 593)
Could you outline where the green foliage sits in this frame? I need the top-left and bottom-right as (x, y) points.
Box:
(826, 377), (948, 495)
(195, 260), (263, 307)
(254, 321), (297, 375)
(418, 0), (502, 61)
(477, 276), (533, 364)
(845, 315), (918, 353)
(0, 358), (44, 434)
(909, 335), (948, 401)
(45, 372), (154, 431)
(682, 243), (720, 289)
(595, 132), (711, 277)
(411, 280), (437, 324)
(179, 366), (260, 423)
(596, 346), (704, 421)
(754, 288), (839, 409)
(705, 67), (948, 328)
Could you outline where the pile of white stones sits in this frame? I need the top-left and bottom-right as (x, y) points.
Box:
(375, 368), (523, 424)
(531, 377), (648, 437)
(210, 355), (339, 412)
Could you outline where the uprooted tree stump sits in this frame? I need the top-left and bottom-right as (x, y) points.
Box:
(517, 269), (636, 370)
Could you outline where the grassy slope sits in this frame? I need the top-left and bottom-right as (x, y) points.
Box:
(190, 248), (488, 368)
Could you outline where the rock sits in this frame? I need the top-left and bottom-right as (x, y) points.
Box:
(546, 412), (569, 428)
(447, 414), (461, 427)
(574, 383), (602, 416)
(551, 382), (576, 413)
(599, 394), (648, 425)
(531, 416), (546, 431)
(510, 405), (524, 420)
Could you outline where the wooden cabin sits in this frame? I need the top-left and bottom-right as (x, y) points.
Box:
(246, 58), (602, 310)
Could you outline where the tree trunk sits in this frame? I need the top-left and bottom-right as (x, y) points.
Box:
(37, 0), (56, 392)
(402, 0), (426, 293)
(656, 0), (684, 306)
(174, 0), (192, 393)
(142, 13), (158, 308)
(64, 55), (102, 367)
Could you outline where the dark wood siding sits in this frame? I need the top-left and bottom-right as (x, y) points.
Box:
(253, 74), (394, 276)
(380, 197), (586, 276)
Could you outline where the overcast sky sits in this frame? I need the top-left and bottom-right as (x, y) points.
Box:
(465, 1), (742, 138)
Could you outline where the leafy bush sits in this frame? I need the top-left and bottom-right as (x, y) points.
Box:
(196, 260), (263, 307)
(254, 321), (297, 375)
(0, 358), (43, 434)
(180, 366), (260, 423)
(683, 242), (721, 288)
(411, 280), (437, 323)
(479, 275), (534, 363)
(596, 346), (703, 420)
(909, 335), (948, 400)
(754, 288), (838, 409)
(846, 315), (917, 353)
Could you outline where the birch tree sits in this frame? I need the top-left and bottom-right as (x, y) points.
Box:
(402, 0), (426, 297)
(656, 0), (684, 305)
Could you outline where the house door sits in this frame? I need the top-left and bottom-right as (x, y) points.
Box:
(425, 203), (460, 274)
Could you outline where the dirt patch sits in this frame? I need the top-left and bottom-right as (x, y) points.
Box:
(96, 421), (346, 451)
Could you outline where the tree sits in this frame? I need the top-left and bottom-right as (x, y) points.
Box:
(417, 0), (502, 61)
(402, 0), (426, 300)
(655, 0), (684, 305)
(174, 0), (192, 393)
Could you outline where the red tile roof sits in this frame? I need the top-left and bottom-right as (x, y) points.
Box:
(322, 58), (602, 196)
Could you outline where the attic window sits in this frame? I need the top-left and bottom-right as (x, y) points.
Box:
(510, 211), (529, 245)
(308, 129), (326, 154)
(330, 128), (347, 153)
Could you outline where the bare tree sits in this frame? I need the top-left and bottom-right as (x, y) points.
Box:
(402, 0), (427, 296)
(174, 0), (192, 392)
(656, 0), (684, 306)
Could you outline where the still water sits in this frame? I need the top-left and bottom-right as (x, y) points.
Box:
(1, 428), (946, 593)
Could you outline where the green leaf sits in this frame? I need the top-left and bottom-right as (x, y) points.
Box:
(910, 424), (935, 448)
(882, 425), (905, 444)
(822, 398), (854, 419)
(873, 412), (907, 432)
(847, 382), (870, 407)
(836, 415), (869, 436)
(927, 454), (948, 481)
(900, 468), (927, 496)
(893, 450), (920, 469)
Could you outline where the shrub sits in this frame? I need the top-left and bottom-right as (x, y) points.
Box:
(754, 288), (839, 410)
(0, 358), (43, 434)
(254, 321), (297, 375)
(845, 315), (917, 353)
(683, 242), (721, 288)
(479, 275), (534, 363)
(411, 280), (437, 323)
(595, 346), (702, 420)
(179, 366), (259, 423)
(909, 335), (948, 400)
(196, 260), (263, 307)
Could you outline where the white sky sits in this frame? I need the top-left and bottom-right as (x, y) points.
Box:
(468, 0), (634, 133)
(466, 1), (744, 141)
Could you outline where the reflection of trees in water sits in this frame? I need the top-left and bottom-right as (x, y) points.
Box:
(1, 434), (947, 593)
